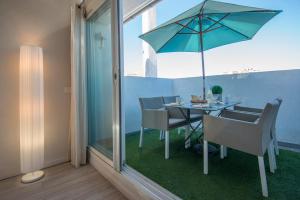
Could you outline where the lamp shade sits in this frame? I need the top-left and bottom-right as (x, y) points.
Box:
(20, 45), (44, 174)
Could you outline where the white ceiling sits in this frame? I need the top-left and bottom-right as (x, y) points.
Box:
(123, 0), (160, 22)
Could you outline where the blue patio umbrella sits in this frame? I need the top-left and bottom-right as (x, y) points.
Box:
(139, 0), (281, 99)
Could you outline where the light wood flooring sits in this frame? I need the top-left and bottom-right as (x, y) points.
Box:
(0, 163), (127, 200)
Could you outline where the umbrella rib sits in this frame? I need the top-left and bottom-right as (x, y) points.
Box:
(174, 15), (200, 24)
(157, 16), (197, 52)
(175, 21), (200, 34)
(200, 0), (209, 15)
(206, 16), (251, 39)
(207, 9), (281, 15)
(177, 33), (200, 35)
(140, 14), (199, 39)
(203, 25), (223, 34)
(203, 13), (230, 33)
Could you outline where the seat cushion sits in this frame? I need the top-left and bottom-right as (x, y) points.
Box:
(168, 118), (187, 129)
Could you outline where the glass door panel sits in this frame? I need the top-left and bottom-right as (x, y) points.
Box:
(86, 1), (113, 160)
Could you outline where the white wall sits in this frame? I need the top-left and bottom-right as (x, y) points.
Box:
(124, 77), (173, 133)
(124, 69), (300, 145)
(0, 0), (74, 180)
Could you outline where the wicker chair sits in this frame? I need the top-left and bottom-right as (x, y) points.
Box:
(203, 101), (279, 197)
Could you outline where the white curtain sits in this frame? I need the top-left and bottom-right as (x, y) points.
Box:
(70, 4), (88, 168)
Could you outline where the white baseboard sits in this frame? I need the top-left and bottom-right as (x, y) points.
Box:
(0, 156), (70, 181)
(89, 148), (181, 200)
(44, 156), (70, 169)
(122, 166), (181, 200)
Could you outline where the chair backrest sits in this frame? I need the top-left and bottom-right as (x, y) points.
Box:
(258, 101), (279, 153)
(271, 98), (283, 135)
(163, 96), (180, 104)
(139, 97), (164, 110)
(162, 96), (181, 118)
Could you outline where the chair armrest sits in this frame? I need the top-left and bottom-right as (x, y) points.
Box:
(142, 109), (169, 130)
(204, 115), (262, 156)
(234, 105), (263, 113)
(221, 110), (260, 122)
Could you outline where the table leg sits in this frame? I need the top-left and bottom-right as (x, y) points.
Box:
(185, 125), (191, 149)
(220, 145), (224, 159)
(194, 111), (219, 155)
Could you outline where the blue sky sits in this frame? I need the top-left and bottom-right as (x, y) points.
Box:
(123, 0), (300, 78)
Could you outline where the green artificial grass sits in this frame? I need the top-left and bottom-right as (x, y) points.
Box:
(126, 129), (300, 200)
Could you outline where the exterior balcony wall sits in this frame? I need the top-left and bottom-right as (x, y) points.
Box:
(124, 69), (300, 145)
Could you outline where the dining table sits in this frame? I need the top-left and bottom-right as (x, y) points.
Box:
(164, 101), (241, 151)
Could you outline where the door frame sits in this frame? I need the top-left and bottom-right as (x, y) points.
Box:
(84, 0), (123, 171)
(111, 0), (123, 171)
(80, 1), (180, 199)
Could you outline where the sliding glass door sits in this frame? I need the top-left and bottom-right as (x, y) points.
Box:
(86, 0), (121, 164)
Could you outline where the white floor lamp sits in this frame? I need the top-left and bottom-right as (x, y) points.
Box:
(20, 45), (45, 183)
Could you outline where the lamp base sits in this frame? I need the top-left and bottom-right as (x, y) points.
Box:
(21, 170), (44, 184)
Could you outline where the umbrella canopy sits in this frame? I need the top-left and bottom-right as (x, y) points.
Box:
(139, 0), (281, 98)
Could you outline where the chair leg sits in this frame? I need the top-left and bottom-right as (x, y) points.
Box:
(220, 146), (228, 158)
(271, 141), (277, 170)
(139, 127), (144, 148)
(204, 140), (208, 175)
(159, 130), (165, 141)
(273, 147), (277, 170)
(165, 131), (169, 159)
(185, 125), (191, 149)
(224, 146), (228, 157)
(273, 130), (279, 156)
(220, 145), (224, 159)
(258, 156), (269, 197)
(268, 142), (276, 173)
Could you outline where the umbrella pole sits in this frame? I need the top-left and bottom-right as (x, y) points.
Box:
(199, 16), (206, 100)
(200, 43), (206, 100)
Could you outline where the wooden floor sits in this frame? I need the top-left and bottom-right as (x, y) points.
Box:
(0, 163), (127, 200)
